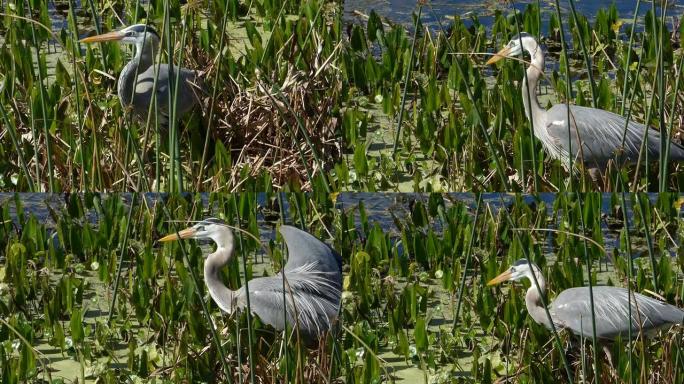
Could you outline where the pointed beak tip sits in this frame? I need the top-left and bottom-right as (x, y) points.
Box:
(485, 56), (501, 65)
(486, 47), (511, 65)
(158, 228), (196, 243)
(487, 270), (512, 286)
(157, 234), (179, 243)
(79, 31), (124, 44)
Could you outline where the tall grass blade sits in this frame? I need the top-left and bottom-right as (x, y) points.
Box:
(391, 4), (422, 158)
(662, 53), (684, 190)
(107, 193), (137, 325)
(568, 0), (597, 107)
(574, 194), (600, 380)
(657, 1), (670, 191)
(0, 103), (34, 191)
(635, 195), (658, 290)
(618, 189), (635, 383)
(552, 0), (575, 191)
(163, 2), (181, 192)
(277, 192), (290, 383)
(512, 2), (539, 191)
(496, 195), (574, 381)
(170, 10), (191, 192)
(68, 0), (85, 190)
(427, 4), (510, 189)
(26, 1), (54, 191)
(620, 0), (641, 115)
(196, 1), (232, 190)
(233, 196), (256, 384)
(453, 193), (482, 330)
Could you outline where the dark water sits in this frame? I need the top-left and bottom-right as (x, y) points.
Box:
(335, 193), (680, 260)
(34, 1), (684, 37)
(3, 193), (672, 261)
(0, 193), (284, 246)
(344, 0), (684, 31)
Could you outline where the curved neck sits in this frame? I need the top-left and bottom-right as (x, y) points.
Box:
(521, 42), (545, 123)
(118, 36), (159, 107)
(525, 272), (553, 329)
(203, 228), (236, 314)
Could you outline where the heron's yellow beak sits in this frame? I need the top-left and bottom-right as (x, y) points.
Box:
(158, 227), (196, 242)
(485, 46), (512, 65)
(79, 31), (125, 43)
(487, 269), (513, 286)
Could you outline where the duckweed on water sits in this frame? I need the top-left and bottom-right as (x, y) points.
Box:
(338, 3), (684, 192)
(2, 0), (684, 383)
(2, 1), (684, 192)
(0, 0), (341, 192)
(1, 192), (683, 382)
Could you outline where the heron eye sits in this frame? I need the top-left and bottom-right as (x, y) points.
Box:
(196, 225), (204, 232)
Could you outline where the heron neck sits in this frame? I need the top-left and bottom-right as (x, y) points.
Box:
(525, 274), (553, 329)
(203, 230), (236, 314)
(521, 44), (545, 124)
(118, 37), (158, 107)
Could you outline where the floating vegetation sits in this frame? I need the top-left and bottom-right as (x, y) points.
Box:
(1, 192), (683, 382)
(0, 0), (341, 192)
(3, 1), (684, 191)
(2, 0), (684, 383)
(337, 2), (684, 192)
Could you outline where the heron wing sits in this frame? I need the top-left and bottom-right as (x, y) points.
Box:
(550, 286), (684, 340)
(544, 104), (684, 167)
(234, 269), (341, 341)
(279, 225), (342, 276)
(230, 226), (342, 342)
(133, 64), (199, 124)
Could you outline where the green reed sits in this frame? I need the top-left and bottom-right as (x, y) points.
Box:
(333, 2), (684, 192)
(427, 3), (509, 190)
(391, 3), (422, 159)
(26, 1), (54, 191)
(0, 0), (342, 192)
(196, 0), (231, 191)
(2, 193), (684, 381)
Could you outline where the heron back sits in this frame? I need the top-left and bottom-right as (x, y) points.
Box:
(543, 104), (684, 168)
(550, 285), (684, 340)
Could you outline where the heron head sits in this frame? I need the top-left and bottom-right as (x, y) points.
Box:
(80, 24), (159, 45)
(485, 32), (535, 65)
(158, 218), (232, 251)
(487, 258), (541, 286)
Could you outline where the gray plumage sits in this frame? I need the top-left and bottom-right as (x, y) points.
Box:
(81, 24), (200, 125)
(160, 219), (342, 344)
(488, 259), (684, 341)
(551, 286), (684, 340)
(488, 32), (684, 170)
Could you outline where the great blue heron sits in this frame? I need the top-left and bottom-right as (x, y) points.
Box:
(486, 33), (684, 174)
(80, 24), (200, 125)
(487, 259), (684, 340)
(158, 218), (342, 344)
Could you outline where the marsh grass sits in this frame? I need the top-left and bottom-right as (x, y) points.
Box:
(338, 2), (684, 192)
(337, 192), (684, 382)
(0, 0), (342, 192)
(1, 192), (683, 382)
(0, 192), (343, 383)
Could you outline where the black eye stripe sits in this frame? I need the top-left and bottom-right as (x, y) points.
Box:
(125, 24), (159, 39)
